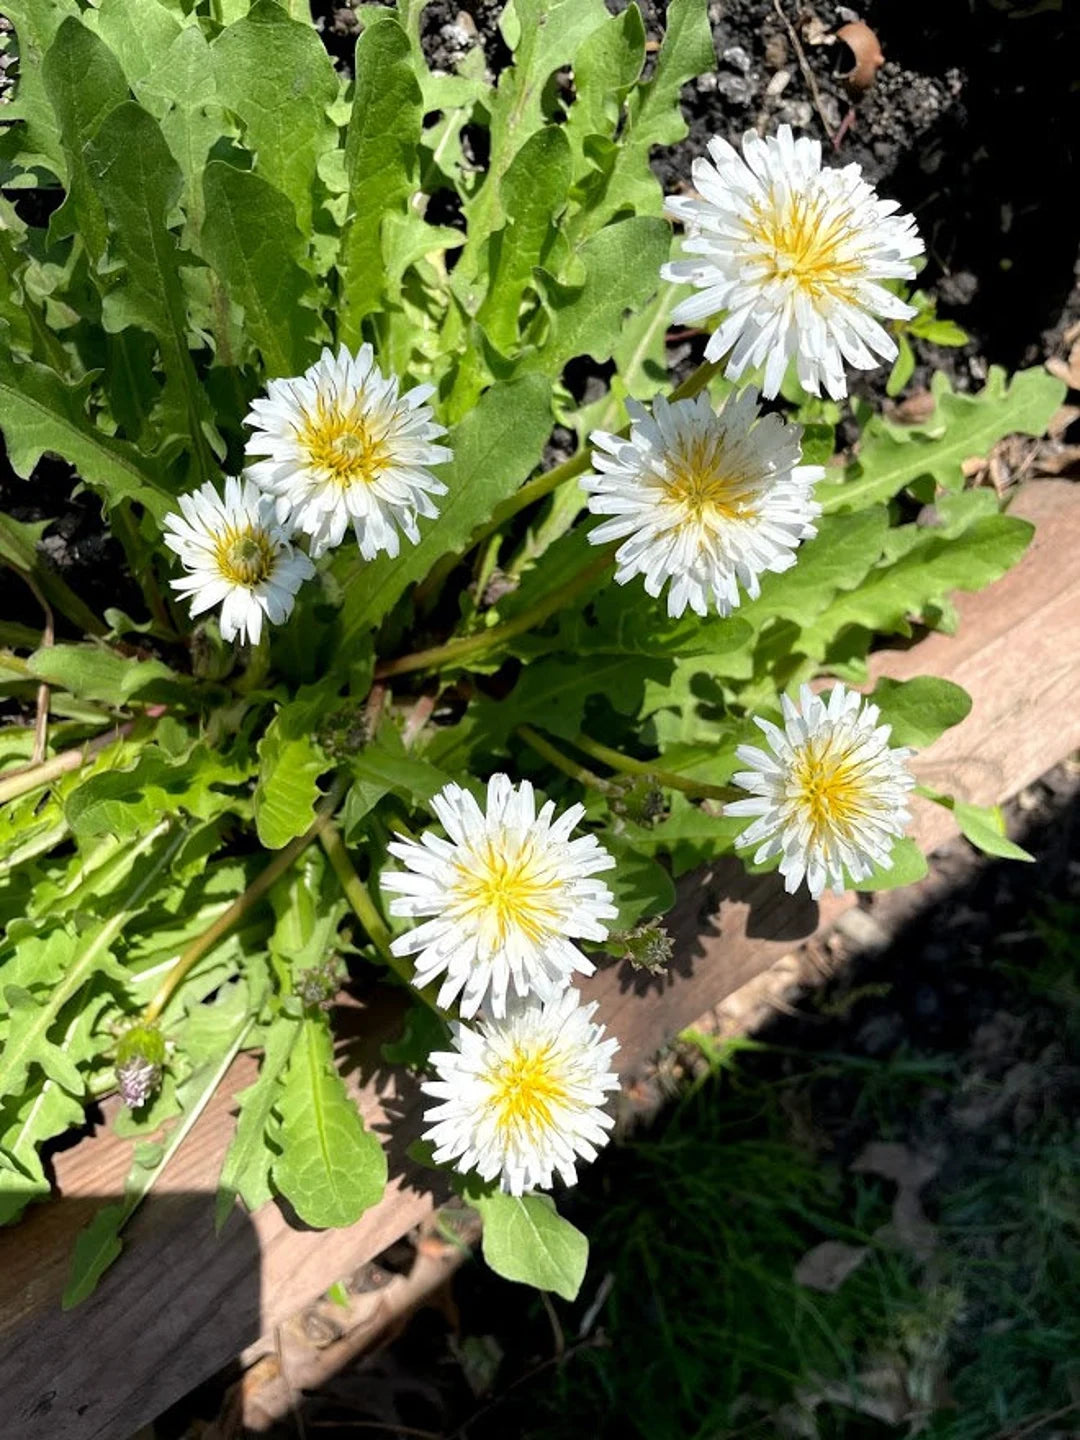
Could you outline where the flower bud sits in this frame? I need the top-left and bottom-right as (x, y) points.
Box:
(611, 919), (674, 975)
(115, 1024), (166, 1110)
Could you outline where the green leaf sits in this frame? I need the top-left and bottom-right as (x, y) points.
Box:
(271, 1013), (387, 1228)
(0, 1065), (86, 1224)
(65, 745), (247, 840)
(136, 25), (228, 237)
(468, 1186), (588, 1301)
(474, 654), (672, 746)
(42, 16), (130, 261)
(581, 0), (712, 227)
(0, 0), (79, 177)
(338, 15), (423, 344)
(601, 830), (676, 928)
(27, 641), (185, 704)
(380, 1002), (450, 1070)
(564, 5), (645, 172)
(477, 127), (573, 352)
(83, 102), (220, 479)
(819, 367), (1066, 513)
(850, 836), (929, 892)
(885, 333), (915, 398)
(350, 737), (450, 805)
(800, 513), (1034, 656)
(453, 0), (609, 298)
(916, 791), (1035, 864)
(0, 513), (108, 638)
(64, 1202), (125, 1305)
(0, 828), (180, 1109)
(952, 802), (1034, 862)
(201, 161), (318, 378)
(526, 216), (671, 373)
(254, 707), (328, 850)
(0, 348), (168, 517)
(738, 508), (890, 631)
(88, 0), (181, 86)
(555, 585), (753, 661)
(337, 374), (552, 644)
(212, 0), (337, 234)
(215, 1013), (300, 1228)
(868, 676), (972, 749)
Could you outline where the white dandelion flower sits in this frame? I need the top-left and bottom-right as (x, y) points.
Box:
(580, 387), (822, 619)
(243, 343), (451, 560)
(162, 477), (314, 645)
(421, 989), (620, 1195)
(662, 125), (924, 400)
(382, 774), (618, 1020)
(725, 683), (916, 899)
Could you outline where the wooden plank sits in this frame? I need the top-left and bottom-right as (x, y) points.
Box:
(1, 480), (1078, 1440)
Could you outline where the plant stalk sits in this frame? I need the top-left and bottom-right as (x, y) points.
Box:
(0, 717), (144, 805)
(516, 724), (622, 797)
(572, 730), (740, 804)
(375, 548), (614, 680)
(319, 821), (445, 1016)
(142, 776), (348, 1026)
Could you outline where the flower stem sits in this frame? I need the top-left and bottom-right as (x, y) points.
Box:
(516, 724), (622, 797)
(0, 717), (145, 805)
(374, 548), (614, 680)
(572, 730), (740, 804)
(414, 358), (722, 607)
(142, 776), (348, 1026)
(319, 821), (446, 1016)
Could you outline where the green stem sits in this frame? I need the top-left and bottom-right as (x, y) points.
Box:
(319, 822), (445, 1016)
(318, 822), (393, 961)
(112, 502), (177, 636)
(517, 724), (622, 797)
(415, 358), (723, 607)
(233, 631), (271, 694)
(142, 776), (348, 1026)
(572, 730), (740, 804)
(375, 548), (614, 680)
(0, 717), (144, 805)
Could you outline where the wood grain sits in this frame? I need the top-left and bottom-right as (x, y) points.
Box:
(1, 480), (1078, 1440)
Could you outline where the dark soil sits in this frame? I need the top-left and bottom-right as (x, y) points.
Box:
(0, 456), (143, 640)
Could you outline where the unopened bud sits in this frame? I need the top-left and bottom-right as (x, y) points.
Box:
(317, 704), (371, 762)
(190, 619), (235, 680)
(295, 956), (342, 1009)
(115, 1024), (166, 1110)
(610, 776), (669, 827)
(611, 919), (674, 975)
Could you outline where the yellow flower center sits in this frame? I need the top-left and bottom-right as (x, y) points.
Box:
(748, 189), (861, 300)
(452, 841), (562, 948)
(485, 1044), (567, 1137)
(297, 398), (389, 489)
(789, 738), (868, 839)
(213, 525), (276, 588)
(663, 437), (756, 524)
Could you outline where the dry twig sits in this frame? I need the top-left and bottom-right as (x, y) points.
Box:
(771, 0), (836, 146)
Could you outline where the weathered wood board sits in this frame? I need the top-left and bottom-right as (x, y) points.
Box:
(2, 480), (1078, 1440)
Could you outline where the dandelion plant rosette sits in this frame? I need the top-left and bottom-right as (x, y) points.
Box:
(0, 0), (1056, 1320)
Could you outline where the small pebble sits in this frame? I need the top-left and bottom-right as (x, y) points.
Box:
(716, 73), (752, 105)
(776, 98), (813, 128)
(764, 32), (789, 69)
(696, 71), (718, 93)
(722, 44), (751, 74)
